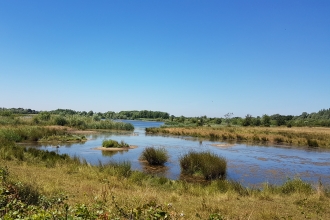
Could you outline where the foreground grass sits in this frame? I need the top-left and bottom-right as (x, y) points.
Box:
(146, 126), (330, 148)
(2, 160), (330, 219)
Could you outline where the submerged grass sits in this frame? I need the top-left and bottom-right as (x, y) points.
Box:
(146, 126), (330, 148)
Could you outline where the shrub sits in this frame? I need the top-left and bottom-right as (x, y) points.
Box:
(140, 147), (169, 166)
(180, 151), (226, 180)
(102, 139), (129, 148)
(53, 116), (68, 126)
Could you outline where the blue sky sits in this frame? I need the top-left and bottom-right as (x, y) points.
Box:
(1, 1), (329, 117)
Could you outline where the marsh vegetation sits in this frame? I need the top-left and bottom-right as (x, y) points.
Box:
(1, 108), (330, 218)
(146, 126), (330, 148)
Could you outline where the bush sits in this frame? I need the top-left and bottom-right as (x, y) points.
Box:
(140, 147), (169, 166)
(102, 139), (129, 148)
(53, 116), (68, 126)
(180, 151), (226, 180)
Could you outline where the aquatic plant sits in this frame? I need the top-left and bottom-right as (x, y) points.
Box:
(140, 147), (169, 166)
(180, 151), (227, 180)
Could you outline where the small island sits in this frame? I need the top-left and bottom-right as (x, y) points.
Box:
(94, 139), (137, 151)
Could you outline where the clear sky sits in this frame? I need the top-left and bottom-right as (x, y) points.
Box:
(1, 1), (329, 117)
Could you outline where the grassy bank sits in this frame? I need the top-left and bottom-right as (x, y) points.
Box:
(0, 114), (134, 131)
(146, 126), (330, 148)
(0, 126), (86, 143)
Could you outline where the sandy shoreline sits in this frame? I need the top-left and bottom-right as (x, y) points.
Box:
(210, 143), (235, 148)
(93, 145), (137, 151)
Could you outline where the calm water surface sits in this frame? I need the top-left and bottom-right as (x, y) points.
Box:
(25, 120), (330, 186)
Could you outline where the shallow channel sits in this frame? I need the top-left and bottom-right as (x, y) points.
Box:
(24, 120), (330, 187)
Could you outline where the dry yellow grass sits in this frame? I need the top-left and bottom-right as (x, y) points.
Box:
(2, 159), (330, 219)
(147, 126), (330, 148)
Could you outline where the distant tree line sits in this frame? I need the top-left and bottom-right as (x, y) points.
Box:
(116, 110), (170, 120)
(2, 107), (330, 127)
(0, 108), (169, 120)
(164, 108), (330, 128)
(0, 108), (39, 116)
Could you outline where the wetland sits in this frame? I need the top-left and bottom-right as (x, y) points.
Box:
(22, 120), (330, 186)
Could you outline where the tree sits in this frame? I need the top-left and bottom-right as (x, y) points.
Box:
(261, 114), (271, 127)
(242, 114), (253, 126)
(224, 113), (233, 126)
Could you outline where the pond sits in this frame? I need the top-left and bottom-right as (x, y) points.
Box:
(24, 120), (330, 187)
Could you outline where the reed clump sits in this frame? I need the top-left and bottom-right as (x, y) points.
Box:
(140, 147), (169, 166)
(180, 151), (227, 180)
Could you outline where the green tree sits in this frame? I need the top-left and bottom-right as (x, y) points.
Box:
(242, 114), (253, 126)
(261, 114), (271, 127)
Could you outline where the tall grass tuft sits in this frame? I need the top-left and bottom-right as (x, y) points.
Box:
(140, 147), (169, 166)
(280, 178), (313, 195)
(98, 161), (132, 178)
(180, 151), (227, 180)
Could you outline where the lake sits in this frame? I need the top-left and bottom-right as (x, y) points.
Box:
(24, 120), (330, 186)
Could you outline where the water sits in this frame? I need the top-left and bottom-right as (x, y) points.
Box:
(24, 120), (330, 186)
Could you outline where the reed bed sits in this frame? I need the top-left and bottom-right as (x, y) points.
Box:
(146, 126), (330, 148)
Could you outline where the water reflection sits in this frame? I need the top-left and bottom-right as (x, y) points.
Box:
(139, 160), (170, 177)
(101, 150), (128, 157)
(24, 120), (330, 186)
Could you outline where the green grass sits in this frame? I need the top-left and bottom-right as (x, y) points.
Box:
(140, 147), (169, 166)
(102, 139), (129, 148)
(180, 151), (227, 180)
